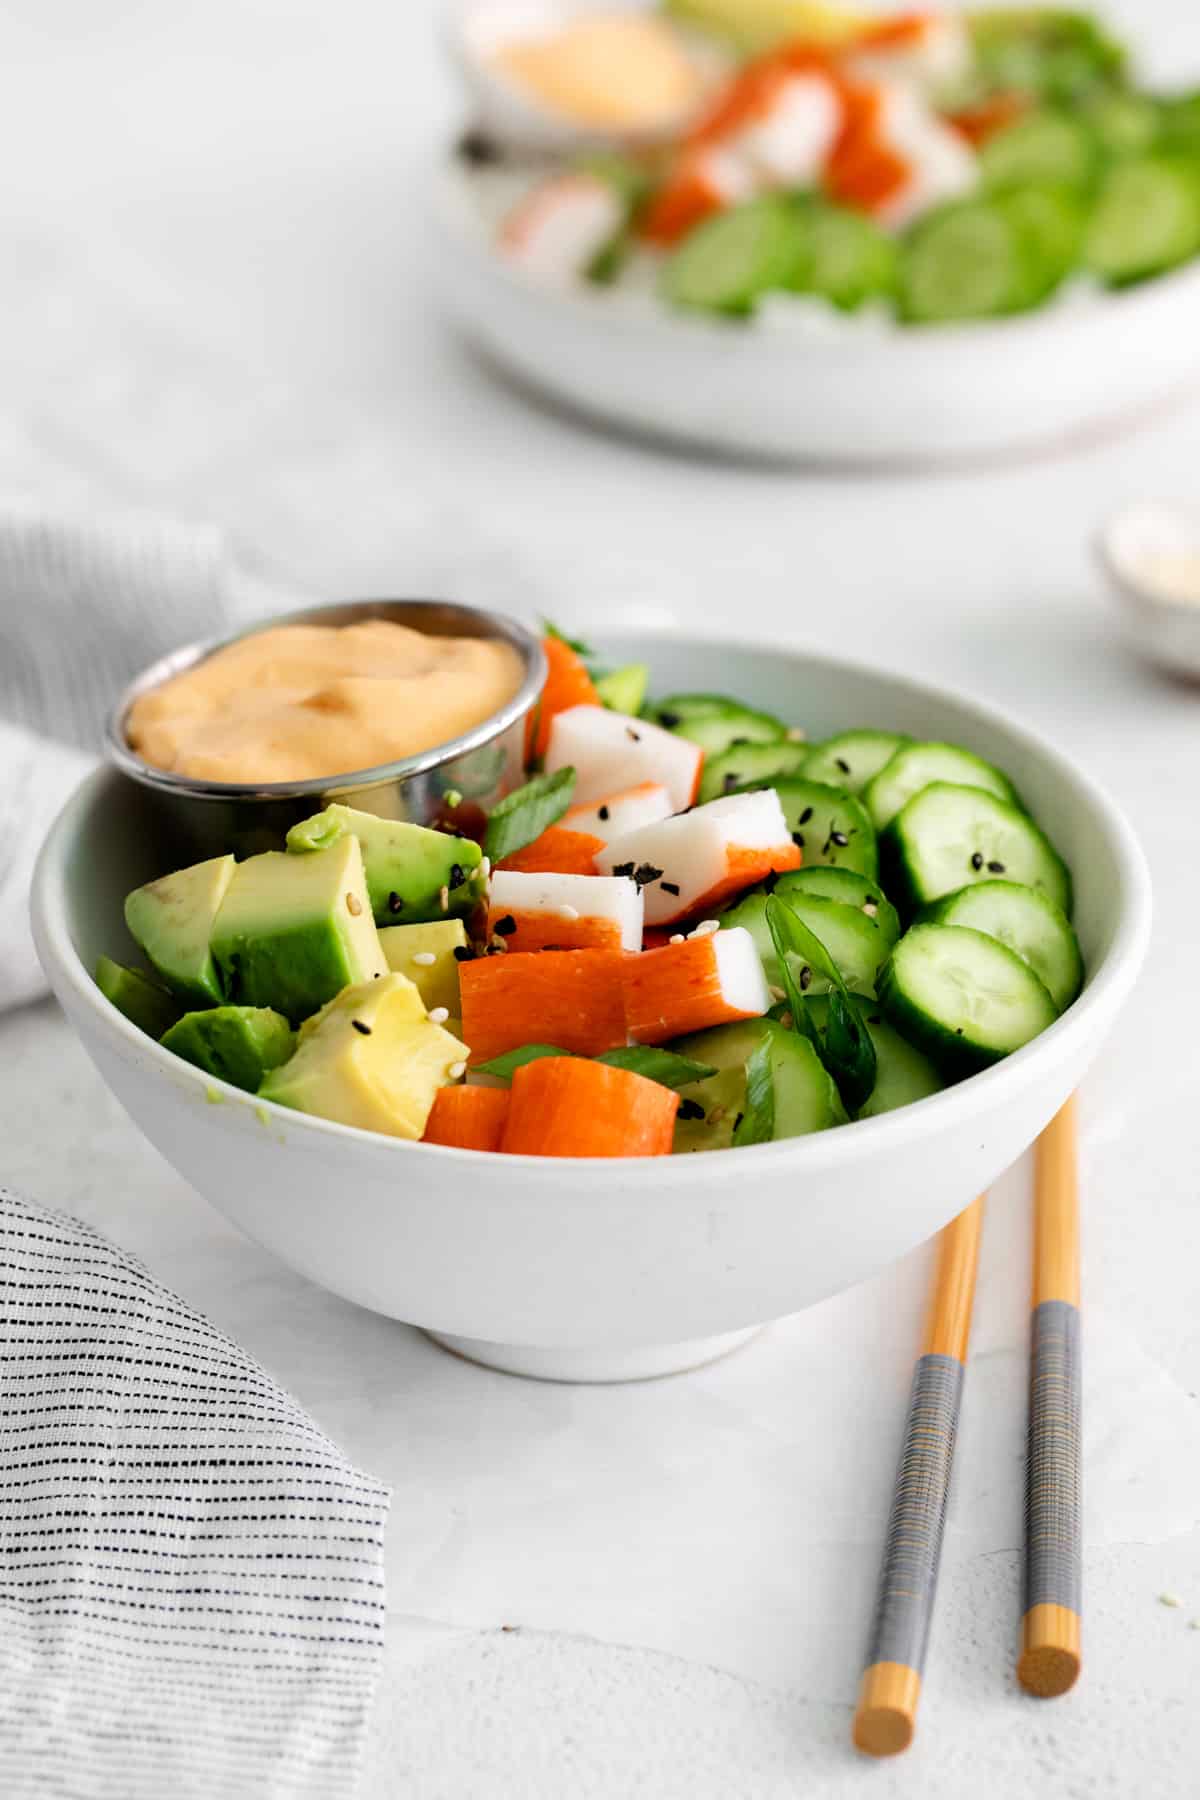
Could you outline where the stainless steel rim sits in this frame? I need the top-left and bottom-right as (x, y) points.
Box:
(105, 597), (548, 801)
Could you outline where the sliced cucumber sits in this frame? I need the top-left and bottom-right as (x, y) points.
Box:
(774, 868), (901, 948)
(661, 196), (806, 317)
(742, 776), (878, 880)
(652, 692), (788, 758)
(802, 729), (911, 796)
(1083, 90), (1161, 158)
(865, 741), (1021, 832)
(722, 889), (888, 997)
(924, 879), (1083, 1011)
(883, 782), (1072, 919)
(670, 1018), (770, 1153)
(593, 663), (648, 714)
(878, 923), (1059, 1078)
(805, 994), (943, 1118)
(1084, 154), (1200, 285)
(698, 738), (809, 804)
(1158, 91), (1200, 154)
(979, 110), (1097, 192)
(789, 199), (897, 313)
(898, 199), (1044, 324)
(994, 182), (1086, 299)
(733, 1021), (848, 1145)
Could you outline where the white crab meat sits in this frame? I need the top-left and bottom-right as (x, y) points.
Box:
(487, 869), (643, 954)
(499, 173), (625, 284)
(846, 15), (973, 95)
(595, 788), (800, 926)
(734, 71), (844, 187)
(871, 83), (978, 229)
(544, 705), (702, 813)
(564, 781), (674, 844)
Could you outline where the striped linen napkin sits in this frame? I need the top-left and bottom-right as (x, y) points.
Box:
(0, 507), (391, 1796)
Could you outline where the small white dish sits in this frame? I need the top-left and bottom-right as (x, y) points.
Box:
(33, 628), (1151, 1382)
(432, 154), (1200, 463)
(1097, 500), (1200, 681)
(447, 0), (716, 155)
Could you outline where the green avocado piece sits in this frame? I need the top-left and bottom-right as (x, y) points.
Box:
(124, 854), (236, 1004)
(211, 835), (388, 1024)
(161, 1006), (295, 1093)
(285, 803), (485, 925)
(378, 918), (469, 1015)
(669, 1019), (772, 1153)
(95, 955), (183, 1037)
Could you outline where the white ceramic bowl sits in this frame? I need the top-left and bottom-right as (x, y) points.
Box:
(1097, 498), (1200, 681)
(433, 157), (1200, 464)
(33, 631), (1151, 1381)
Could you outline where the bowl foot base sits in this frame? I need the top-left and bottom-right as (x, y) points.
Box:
(424, 1325), (765, 1384)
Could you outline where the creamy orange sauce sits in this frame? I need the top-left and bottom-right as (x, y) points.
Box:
(127, 620), (526, 784)
(494, 13), (703, 130)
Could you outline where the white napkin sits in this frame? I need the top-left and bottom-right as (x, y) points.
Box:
(0, 510), (393, 1796)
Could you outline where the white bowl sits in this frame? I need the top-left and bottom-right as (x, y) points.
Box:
(433, 157), (1200, 464)
(1097, 498), (1200, 681)
(33, 631), (1151, 1381)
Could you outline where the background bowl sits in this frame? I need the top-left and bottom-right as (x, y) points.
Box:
(108, 597), (546, 864)
(433, 155), (1200, 465)
(33, 631), (1151, 1382)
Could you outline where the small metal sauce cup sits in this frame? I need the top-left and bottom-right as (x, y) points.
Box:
(105, 598), (547, 863)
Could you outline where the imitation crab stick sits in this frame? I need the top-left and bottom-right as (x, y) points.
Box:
(422, 1085), (511, 1153)
(595, 788), (800, 927)
(459, 948), (628, 1066)
(528, 633), (602, 761)
(828, 78), (976, 228)
(844, 12), (971, 92)
(564, 781), (673, 844)
(544, 705), (703, 812)
(498, 825), (608, 877)
(501, 1057), (680, 1159)
(500, 173), (625, 288)
(488, 870), (644, 954)
(623, 926), (771, 1045)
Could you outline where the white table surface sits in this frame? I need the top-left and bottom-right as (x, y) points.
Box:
(4, 2), (1200, 1794)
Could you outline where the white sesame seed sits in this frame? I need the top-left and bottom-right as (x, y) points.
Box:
(863, 901), (878, 917)
(690, 919), (720, 939)
(429, 1007), (450, 1025)
(786, 727), (807, 742)
(480, 857), (492, 879)
(448, 1061), (467, 1080)
(559, 905), (580, 921)
(669, 934), (686, 946)
(439, 886), (450, 912)
(412, 951), (437, 967)
(1160, 1592), (1183, 1609)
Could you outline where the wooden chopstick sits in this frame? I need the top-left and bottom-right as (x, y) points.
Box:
(853, 1196), (986, 1757)
(1017, 1095), (1083, 1698)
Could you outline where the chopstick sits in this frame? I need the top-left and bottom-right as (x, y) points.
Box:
(853, 1195), (985, 1757)
(1017, 1095), (1083, 1698)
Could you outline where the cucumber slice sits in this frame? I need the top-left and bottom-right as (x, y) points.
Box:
(993, 182), (1086, 298)
(593, 663), (648, 714)
(670, 1018), (770, 1153)
(652, 692), (788, 758)
(883, 782), (1073, 919)
(898, 199), (1045, 324)
(774, 868), (901, 948)
(802, 729), (912, 796)
(661, 196), (807, 317)
(1084, 154), (1200, 285)
(980, 110), (1097, 192)
(789, 200), (897, 313)
(923, 879), (1083, 1011)
(1158, 91), (1200, 154)
(968, 12), (1127, 106)
(865, 741), (1021, 832)
(721, 889), (888, 996)
(743, 776), (878, 880)
(698, 738), (810, 804)
(878, 923), (1059, 1078)
(1083, 90), (1161, 158)
(805, 995), (943, 1118)
(733, 1021), (849, 1145)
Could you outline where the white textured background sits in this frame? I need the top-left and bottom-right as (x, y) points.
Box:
(2, 2), (1200, 1794)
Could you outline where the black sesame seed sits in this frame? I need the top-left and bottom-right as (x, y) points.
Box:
(732, 1112), (744, 1134)
(830, 830), (849, 847)
(835, 757), (851, 774)
(792, 831), (805, 849)
(351, 1020), (372, 1036)
(625, 726), (642, 743)
(598, 805), (610, 822)
(613, 861), (635, 879)
(970, 852), (984, 871)
(723, 773), (739, 794)
(799, 806), (814, 825)
(659, 711), (680, 729)
(387, 891), (404, 914)
(987, 860), (1006, 874)
(678, 1099), (706, 1122)
(956, 1027), (964, 1036)
(633, 863), (665, 888)
(731, 737), (751, 748)
(799, 965), (813, 991)
(494, 915), (518, 937)
(448, 863), (466, 890)
(453, 945), (474, 963)
(457, 129), (502, 166)
(661, 881), (681, 897)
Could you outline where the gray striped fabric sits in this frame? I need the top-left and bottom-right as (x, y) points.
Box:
(1023, 1298), (1083, 1617)
(0, 1188), (390, 1799)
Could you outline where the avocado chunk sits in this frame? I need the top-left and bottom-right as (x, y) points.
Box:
(124, 854), (236, 1005)
(161, 1006), (295, 1093)
(95, 955), (183, 1038)
(211, 836), (387, 1024)
(378, 919), (469, 1015)
(260, 972), (467, 1139)
(669, 1018), (772, 1153)
(285, 803), (485, 925)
